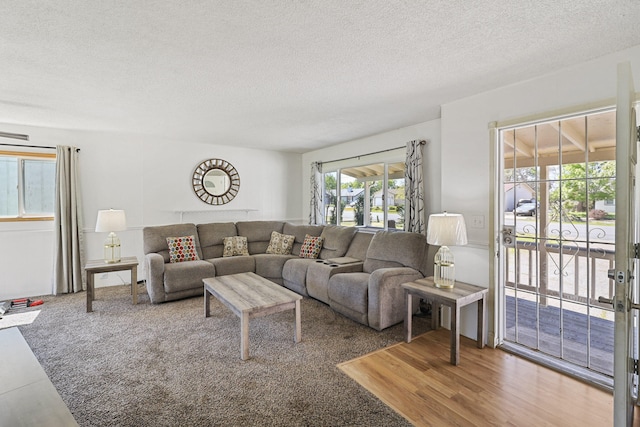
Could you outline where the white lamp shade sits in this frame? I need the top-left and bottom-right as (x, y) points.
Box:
(426, 213), (468, 246)
(95, 209), (127, 232)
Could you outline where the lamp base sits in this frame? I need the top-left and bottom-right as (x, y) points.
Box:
(434, 281), (455, 289)
(104, 232), (121, 264)
(433, 246), (455, 288)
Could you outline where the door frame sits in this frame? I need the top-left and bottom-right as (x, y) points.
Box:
(490, 101), (619, 350)
(612, 61), (638, 427)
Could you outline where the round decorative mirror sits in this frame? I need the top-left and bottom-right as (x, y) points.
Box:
(192, 159), (240, 205)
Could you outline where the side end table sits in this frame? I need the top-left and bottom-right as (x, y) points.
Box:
(402, 277), (488, 365)
(84, 256), (139, 312)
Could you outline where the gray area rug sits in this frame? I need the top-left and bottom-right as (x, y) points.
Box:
(18, 285), (430, 426)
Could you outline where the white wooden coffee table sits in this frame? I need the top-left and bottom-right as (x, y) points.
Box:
(204, 272), (302, 360)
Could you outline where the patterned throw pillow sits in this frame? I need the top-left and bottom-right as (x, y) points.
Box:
(166, 235), (200, 263)
(223, 236), (249, 257)
(266, 231), (295, 255)
(299, 234), (324, 259)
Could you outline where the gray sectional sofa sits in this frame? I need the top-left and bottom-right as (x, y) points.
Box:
(143, 220), (434, 330)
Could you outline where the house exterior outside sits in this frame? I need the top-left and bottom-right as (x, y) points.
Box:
(372, 188), (403, 207)
(504, 183), (535, 212)
(340, 187), (364, 205)
(595, 199), (616, 214)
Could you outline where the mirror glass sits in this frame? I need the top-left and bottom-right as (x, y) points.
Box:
(192, 159), (240, 205)
(203, 169), (231, 196)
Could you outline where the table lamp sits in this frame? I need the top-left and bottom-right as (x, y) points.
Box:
(426, 212), (468, 288)
(95, 209), (127, 263)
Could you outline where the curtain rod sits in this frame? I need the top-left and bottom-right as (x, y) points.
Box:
(0, 142), (80, 152)
(0, 131), (29, 141)
(319, 140), (424, 165)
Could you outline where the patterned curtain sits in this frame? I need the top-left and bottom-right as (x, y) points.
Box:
(53, 145), (86, 294)
(309, 161), (323, 225)
(405, 140), (426, 234)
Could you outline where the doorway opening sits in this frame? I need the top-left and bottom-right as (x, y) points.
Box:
(498, 109), (616, 381)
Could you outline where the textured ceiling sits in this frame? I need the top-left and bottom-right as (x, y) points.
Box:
(1, 1), (639, 153)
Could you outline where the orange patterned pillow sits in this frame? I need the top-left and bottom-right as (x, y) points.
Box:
(166, 235), (200, 263)
(299, 234), (324, 259)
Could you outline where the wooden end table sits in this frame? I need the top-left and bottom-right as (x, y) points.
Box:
(84, 256), (139, 312)
(402, 276), (488, 365)
(204, 272), (302, 360)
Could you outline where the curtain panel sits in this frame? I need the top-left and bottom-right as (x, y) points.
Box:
(53, 145), (86, 294)
(309, 161), (323, 225)
(405, 140), (426, 234)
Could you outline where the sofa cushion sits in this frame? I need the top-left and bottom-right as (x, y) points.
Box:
(143, 223), (202, 263)
(236, 221), (285, 254)
(265, 231), (295, 255)
(328, 272), (370, 317)
(197, 222), (237, 259)
(166, 235), (200, 263)
(163, 260), (215, 293)
(307, 261), (364, 304)
(281, 258), (318, 296)
(223, 236), (249, 257)
(363, 231), (428, 274)
(254, 254), (297, 280)
(319, 225), (358, 259)
(299, 234), (324, 259)
(344, 231), (374, 261)
(208, 256), (256, 276)
(283, 223), (324, 256)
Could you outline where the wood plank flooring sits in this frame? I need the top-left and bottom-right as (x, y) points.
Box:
(338, 328), (624, 426)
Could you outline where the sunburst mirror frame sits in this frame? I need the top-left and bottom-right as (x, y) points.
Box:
(192, 158), (240, 205)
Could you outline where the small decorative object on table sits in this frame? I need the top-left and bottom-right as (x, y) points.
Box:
(426, 212), (468, 288)
(95, 209), (127, 263)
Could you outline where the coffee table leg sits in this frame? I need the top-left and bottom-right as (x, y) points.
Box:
(241, 312), (249, 360)
(294, 299), (301, 343)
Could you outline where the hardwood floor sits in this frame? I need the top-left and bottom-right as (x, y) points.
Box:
(338, 328), (622, 426)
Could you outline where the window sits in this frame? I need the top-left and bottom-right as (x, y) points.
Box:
(322, 159), (405, 230)
(0, 151), (56, 221)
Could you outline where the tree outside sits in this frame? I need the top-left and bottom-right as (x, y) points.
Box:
(549, 161), (615, 218)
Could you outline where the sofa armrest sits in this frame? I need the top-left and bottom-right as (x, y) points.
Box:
(144, 253), (166, 304)
(368, 267), (423, 331)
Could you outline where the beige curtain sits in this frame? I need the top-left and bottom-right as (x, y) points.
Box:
(53, 145), (85, 294)
(405, 140), (426, 234)
(309, 161), (323, 225)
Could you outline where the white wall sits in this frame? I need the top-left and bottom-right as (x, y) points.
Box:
(441, 44), (640, 343)
(0, 125), (302, 300)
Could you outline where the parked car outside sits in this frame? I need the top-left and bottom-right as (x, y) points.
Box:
(516, 198), (536, 207)
(515, 202), (537, 216)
